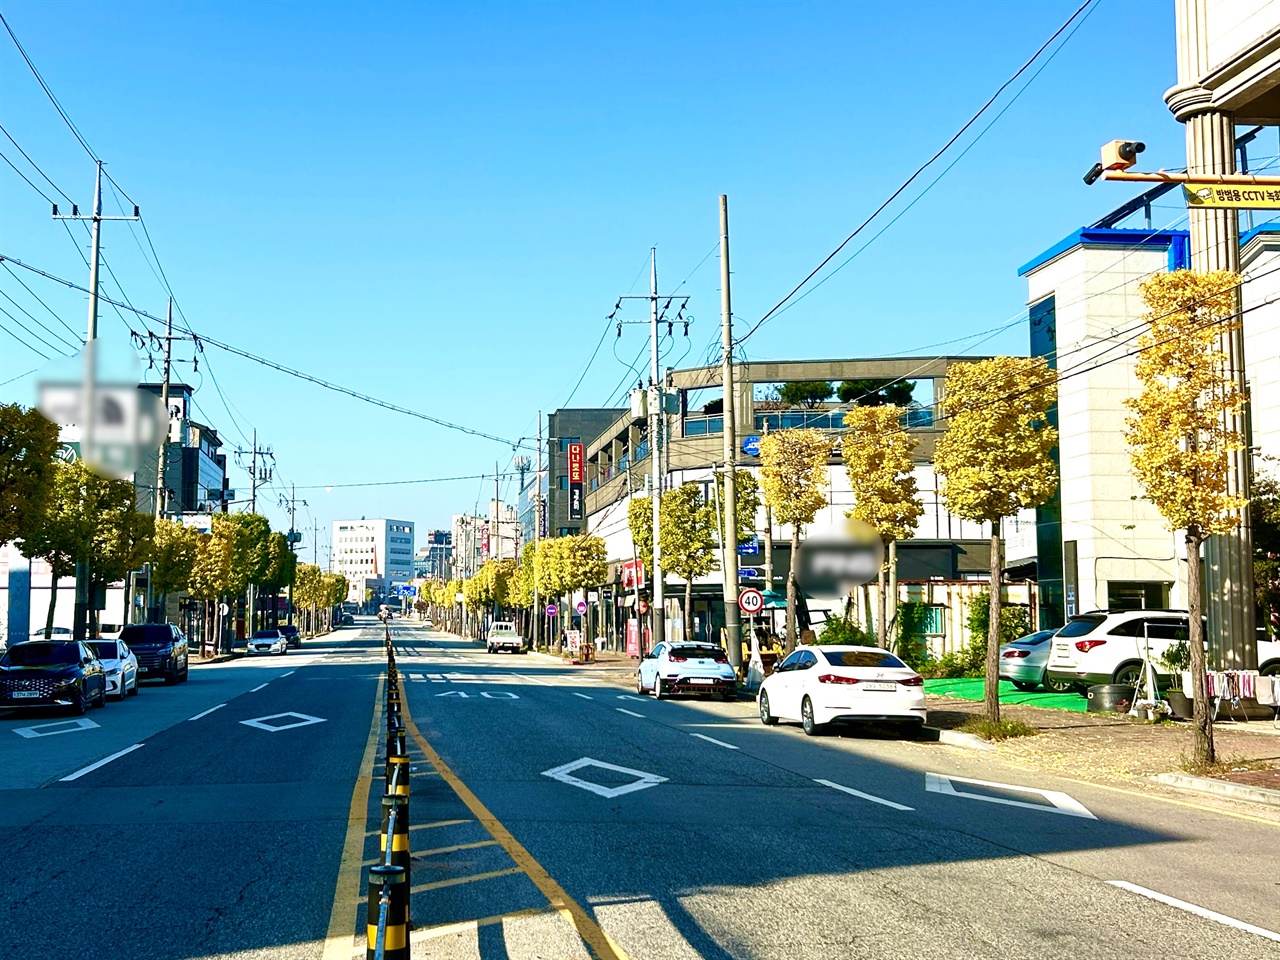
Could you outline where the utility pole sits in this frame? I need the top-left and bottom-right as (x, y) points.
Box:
(154, 298), (174, 522)
(53, 160), (138, 642)
(719, 196), (742, 671)
(1165, 0), (1256, 669)
(534, 411), (542, 651)
(279, 484), (307, 626)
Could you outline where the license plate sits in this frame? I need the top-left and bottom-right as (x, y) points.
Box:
(863, 682), (898, 692)
(11, 691), (40, 699)
(139, 667), (150, 674)
(689, 677), (715, 685)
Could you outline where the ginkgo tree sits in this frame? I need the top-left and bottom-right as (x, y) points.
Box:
(1124, 269), (1245, 768)
(843, 405), (923, 648)
(759, 428), (832, 651)
(933, 356), (1057, 724)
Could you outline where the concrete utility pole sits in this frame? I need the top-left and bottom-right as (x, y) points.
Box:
(534, 412), (542, 650)
(1165, 0), (1257, 669)
(719, 196), (742, 670)
(52, 160), (138, 642)
(279, 484), (307, 627)
(154, 298), (174, 522)
(649, 248), (665, 648)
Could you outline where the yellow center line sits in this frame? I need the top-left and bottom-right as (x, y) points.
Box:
(410, 906), (556, 943)
(408, 866), (523, 894)
(401, 699), (633, 960)
(321, 675), (384, 960)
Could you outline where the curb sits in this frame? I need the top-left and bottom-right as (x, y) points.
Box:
(1151, 772), (1280, 808)
(921, 725), (996, 752)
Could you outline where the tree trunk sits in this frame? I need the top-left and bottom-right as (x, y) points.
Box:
(985, 528), (1003, 724)
(1187, 531), (1215, 768)
(684, 578), (693, 644)
(43, 565), (64, 639)
(876, 564), (888, 646)
(785, 525), (800, 653)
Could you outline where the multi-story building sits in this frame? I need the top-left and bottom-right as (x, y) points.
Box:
(517, 408), (626, 544)
(413, 530), (452, 579)
(331, 519), (415, 603)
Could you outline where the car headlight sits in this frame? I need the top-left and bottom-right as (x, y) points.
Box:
(106, 667), (120, 676)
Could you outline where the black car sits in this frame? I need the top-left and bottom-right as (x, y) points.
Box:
(279, 624), (301, 649)
(118, 623), (189, 684)
(0, 641), (107, 715)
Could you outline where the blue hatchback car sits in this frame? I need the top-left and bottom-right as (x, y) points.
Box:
(998, 629), (1072, 692)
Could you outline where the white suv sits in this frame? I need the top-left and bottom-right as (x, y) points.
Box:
(1045, 610), (1190, 690)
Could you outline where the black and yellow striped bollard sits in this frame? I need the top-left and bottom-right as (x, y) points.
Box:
(386, 753), (410, 796)
(381, 792), (411, 889)
(366, 864), (407, 960)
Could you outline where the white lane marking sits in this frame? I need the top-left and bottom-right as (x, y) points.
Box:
(572, 693), (594, 700)
(517, 675), (552, 686)
(60, 743), (145, 781)
(187, 703), (227, 721)
(281, 670), (296, 677)
(480, 691), (519, 699)
(925, 772), (1095, 819)
(617, 694), (647, 702)
(240, 712), (327, 732)
(1106, 881), (1280, 943)
(250, 683), (269, 693)
(541, 757), (667, 798)
(816, 778), (914, 811)
(690, 732), (739, 750)
(409, 673), (425, 680)
(617, 708), (645, 718)
(13, 718), (99, 739)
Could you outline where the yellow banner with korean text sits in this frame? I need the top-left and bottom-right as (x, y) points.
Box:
(1184, 182), (1280, 209)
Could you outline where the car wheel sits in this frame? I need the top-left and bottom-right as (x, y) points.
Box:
(1113, 663), (1143, 687)
(758, 690), (778, 726)
(165, 665), (178, 686)
(1043, 675), (1074, 693)
(1011, 680), (1038, 692)
(129, 677), (139, 697)
(652, 676), (664, 700)
(722, 687), (736, 702)
(1261, 662), (1279, 677)
(801, 696), (823, 737)
(93, 681), (107, 708)
(70, 685), (88, 716)
(180, 662), (189, 682)
(635, 672), (646, 695)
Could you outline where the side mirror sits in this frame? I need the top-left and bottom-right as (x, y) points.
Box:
(642, 653), (655, 660)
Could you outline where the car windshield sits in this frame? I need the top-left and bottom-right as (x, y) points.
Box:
(280, 626), (298, 634)
(3, 643), (80, 666)
(820, 649), (906, 668)
(88, 641), (119, 659)
(492, 626), (516, 634)
(1056, 616), (1104, 638)
(670, 645), (724, 659)
(120, 625), (172, 645)
(252, 631), (279, 639)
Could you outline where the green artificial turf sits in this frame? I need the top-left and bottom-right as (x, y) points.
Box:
(923, 677), (1088, 712)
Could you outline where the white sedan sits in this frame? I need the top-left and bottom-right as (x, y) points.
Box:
(88, 639), (139, 700)
(757, 645), (926, 736)
(247, 629), (288, 656)
(636, 642), (737, 700)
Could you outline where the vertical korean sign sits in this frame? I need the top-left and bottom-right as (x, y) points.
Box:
(568, 442), (585, 522)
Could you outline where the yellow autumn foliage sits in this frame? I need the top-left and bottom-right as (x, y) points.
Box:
(759, 428), (831, 528)
(842, 404), (922, 543)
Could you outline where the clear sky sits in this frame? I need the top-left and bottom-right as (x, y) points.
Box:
(0, 0), (1224, 563)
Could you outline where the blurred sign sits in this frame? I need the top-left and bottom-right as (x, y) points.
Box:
(739, 568), (759, 579)
(742, 435), (761, 457)
(180, 514), (213, 534)
(566, 629), (582, 653)
(795, 522), (885, 597)
(737, 537), (759, 556)
(621, 559), (646, 590)
(568, 442), (585, 521)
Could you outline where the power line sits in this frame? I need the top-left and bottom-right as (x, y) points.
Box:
(0, 303), (64, 357)
(0, 148), (56, 205)
(294, 472), (522, 491)
(0, 121), (74, 201)
(0, 261), (83, 341)
(737, 0), (1098, 345)
(0, 286), (79, 351)
(0, 12), (97, 161)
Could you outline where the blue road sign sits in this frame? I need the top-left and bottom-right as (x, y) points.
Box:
(739, 567), (760, 579)
(742, 435), (761, 457)
(737, 537), (760, 556)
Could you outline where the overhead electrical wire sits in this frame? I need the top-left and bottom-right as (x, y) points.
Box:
(736, 0), (1099, 346)
(1, 11), (98, 161)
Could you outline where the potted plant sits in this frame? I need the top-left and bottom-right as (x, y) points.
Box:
(1159, 638), (1193, 719)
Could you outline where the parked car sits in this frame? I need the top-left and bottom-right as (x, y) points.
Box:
(1260, 636), (1280, 675)
(119, 623), (189, 685)
(636, 642), (737, 701)
(486, 621), (524, 654)
(1045, 609), (1189, 691)
(279, 624), (301, 649)
(998, 629), (1072, 692)
(0, 640), (107, 715)
(757, 645), (926, 736)
(247, 629), (288, 656)
(88, 639), (139, 700)
(340, 614), (354, 625)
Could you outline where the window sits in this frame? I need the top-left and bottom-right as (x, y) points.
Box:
(558, 437), (581, 451)
(1108, 619), (1145, 638)
(1146, 618), (1189, 642)
(559, 476), (569, 490)
(777, 651), (804, 672)
(1057, 616), (1104, 638)
(821, 650), (906, 668)
(796, 650), (818, 670)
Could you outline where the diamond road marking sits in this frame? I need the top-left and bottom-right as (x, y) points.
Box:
(541, 757), (667, 798)
(924, 772), (1095, 819)
(13, 718), (100, 739)
(240, 712), (327, 733)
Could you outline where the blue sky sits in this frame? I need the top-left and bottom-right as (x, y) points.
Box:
(0, 0), (1211, 561)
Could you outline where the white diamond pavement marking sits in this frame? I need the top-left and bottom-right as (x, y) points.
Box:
(924, 772), (1095, 819)
(240, 712), (328, 733)
(541, 757), (668, 798)
(816, 778), (913, 811)
(13, 718), (100, 739)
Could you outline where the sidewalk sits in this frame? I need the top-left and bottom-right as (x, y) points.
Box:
(926, 693), (1280, 790)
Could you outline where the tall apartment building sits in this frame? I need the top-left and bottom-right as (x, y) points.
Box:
(331, 519), (415, 602)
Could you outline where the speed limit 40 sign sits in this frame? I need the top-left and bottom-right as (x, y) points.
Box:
(738, 588), (764, 615)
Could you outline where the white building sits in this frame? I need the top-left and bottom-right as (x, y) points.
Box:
(331, 518), (415, 602)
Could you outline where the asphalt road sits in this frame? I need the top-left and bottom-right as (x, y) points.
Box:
(2, 616), (1279, 960)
